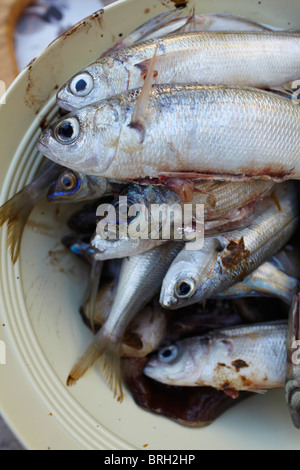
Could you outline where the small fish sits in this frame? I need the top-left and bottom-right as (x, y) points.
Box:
(38, 84), (300, 182)
(47, 169), (110, 203)
(66, 241), (184, 400)
(160, 182), (298, 309)
(0, 160), (62, 263)
(285, 293), (300, 428)
(144, 321), (287, 396)
(56, 31), (300, 111)
(123, 356), (252, 428)
(218, 261), (299, 305)
(105, 180), (274, 240)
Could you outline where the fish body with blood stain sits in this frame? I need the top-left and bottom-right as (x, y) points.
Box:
(103, 180), (274, 240)
(56, 31), (300, 111)
(38, 84), (300, 183)
(160, 182), (299, 309)
(144, 320), (287, 397)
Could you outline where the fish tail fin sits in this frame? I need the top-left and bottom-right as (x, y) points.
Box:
(66, 329), (124, 401)
(102, 341), (123, 401)
(0, 189), (35, 264)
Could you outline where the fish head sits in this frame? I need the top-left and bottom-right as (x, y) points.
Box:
(56, 63), (111, 111)
(47, 169), (84, 202)
(37, 102), (123, 175)
(159, 257), (199, 309)
(144, 341), (192, 385)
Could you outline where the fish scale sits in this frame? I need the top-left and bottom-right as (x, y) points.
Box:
(38, 84), (300, 181)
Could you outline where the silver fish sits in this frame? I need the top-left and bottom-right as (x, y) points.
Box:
(285, 293), (300, 428)
(160, 182), (298, 309)
(105, 180), (274, 240)
(38, 84), (300, 182)
(56, 31), (300, 111)
(218, 261), (299, 304)
(66, 242), (184, 400)
(144, 321), (287, 396)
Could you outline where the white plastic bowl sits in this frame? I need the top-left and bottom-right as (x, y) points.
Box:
(0, 0), (300, 450)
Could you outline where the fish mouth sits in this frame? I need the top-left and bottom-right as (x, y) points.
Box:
(159, 290), (179, 309)
(36, 139), (48, 154)
(56, 95), (76, 112)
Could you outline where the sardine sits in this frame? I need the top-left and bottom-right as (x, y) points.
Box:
(56, 31), (300, 111)
(66, 242), (184, 400)
(160, 182), (298, 309)
(38, 84), (300, 182)
(105, 180), (274, 240)
(144, 321), (287, 396)
(285, 293), (300, 428)
(218, 261), (299, 304)
(123, 356), (252, 428)
(0, 160), (62, 263)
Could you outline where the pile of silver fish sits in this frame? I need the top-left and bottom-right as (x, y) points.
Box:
(2, 6), (300, 428)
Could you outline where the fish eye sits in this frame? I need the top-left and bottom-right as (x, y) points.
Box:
(59, 172), (78, 191)
(54, 118), (80, 144)
(175, 279), (196, 298)
(69, 72), (94, 97)
(158, 345), (178, 363)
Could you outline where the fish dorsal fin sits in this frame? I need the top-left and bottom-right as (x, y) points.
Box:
(128, 43), (158, 143)
(176, 5), (196, 33)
